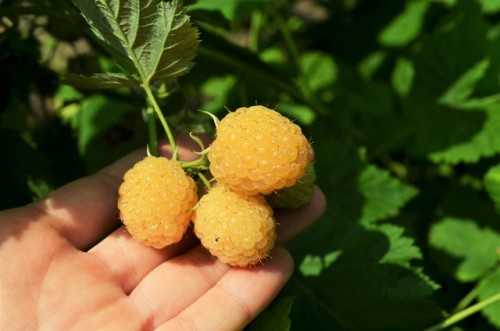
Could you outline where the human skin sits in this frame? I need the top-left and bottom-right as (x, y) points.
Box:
(0, 135), (326, 331)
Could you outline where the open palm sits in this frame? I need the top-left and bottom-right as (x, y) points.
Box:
(0, 136), (326, 330)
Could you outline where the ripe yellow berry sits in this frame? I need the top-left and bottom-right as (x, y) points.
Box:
(118, 156), (197, 249)
(208, 105), (310, 195)
(193, 185), (277, 267)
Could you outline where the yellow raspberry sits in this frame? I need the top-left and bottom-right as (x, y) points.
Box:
(208, 105), (310, 195)
(117, 156), (198, 249)
(193, 185), (277, 267)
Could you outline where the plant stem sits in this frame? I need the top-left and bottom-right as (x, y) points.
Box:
(454, 286), (479, 313)
(197, 171), (212, 191)
(142, 83), (177, 155)
(146, 105), (158, 156)
(424, 291), (500, 331)
(275, 14), (300, 70)
(249, 11), (262, 53)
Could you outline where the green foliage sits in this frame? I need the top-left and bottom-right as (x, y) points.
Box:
(429, 218), (500, 282)
(69, 0), (199, 86)
(3, 0), (500, 330)
(247, 296), (294, 331)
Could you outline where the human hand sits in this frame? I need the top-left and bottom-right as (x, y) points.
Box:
(0, 135), (326, 331)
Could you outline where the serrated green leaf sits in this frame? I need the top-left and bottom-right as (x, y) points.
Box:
(428, 104), (500, 164)
(292, 224), (442, 331)
(484, 164), (500, 213)
(63, 73), (139, 89)
(379, 0), (431, 47)
(477, 266), (500, 328)
(404, 0), (500, 164)
(359, 165), (419, 224)
(376, 224), (422, 265)
(429, 217), (500, 282)
(246, 296), (294, 331)
(71, 0), (199, 84)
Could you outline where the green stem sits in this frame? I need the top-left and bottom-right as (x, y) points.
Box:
(146, 105), (158, 156)
(180, 157), (208, 169)
(249, 11), (262, 53)
(142, 83), (177, 156)
(424, 292), (500, 331)
(454, 286), (479, 313)
(275, 14), (300, 70)
(197, 171), (212, 191)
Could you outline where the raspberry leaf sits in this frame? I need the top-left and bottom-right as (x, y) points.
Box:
(63, 73), (139, 90)
(485, 164), (500, 213)
(429, 217), (500, 282)
(477, 267), (500, 328)
(247, 296), (294, 331)
(70, 0), (199, 86)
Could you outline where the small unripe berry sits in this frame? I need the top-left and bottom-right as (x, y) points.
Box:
(266, 163), (316, 208)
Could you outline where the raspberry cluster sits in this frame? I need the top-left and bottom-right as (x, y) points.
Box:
(117, 105), (316, 267)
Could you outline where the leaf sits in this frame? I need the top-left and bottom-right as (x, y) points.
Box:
(479, 0), (500, 13)
(378, 0), (431, 47)
(71, 0), (199, 84)
(438, 58), (490, 107)
(391, 57), (415, 97)
(299, 51), (338, 91)
(477, 266), (500, 328)
(276, 102), (316, 126)
(63, 73), (140, 89)
(376, 224), (422, 266)
(284, 136), (440, 330)
(291, 224), (442, 331)
(68, 94), (129, 154)
(484, 164), (500, 213)
(188, 0), (274, 21)
(358, 165), (418, 224)
(404, 0), (500, 163)
(428, 104), (500, 164)
(246, 296), (295, 331)
(429, 217), (500, 282)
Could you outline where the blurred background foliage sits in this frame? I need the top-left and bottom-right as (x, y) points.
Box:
(2, 0), (500, 330)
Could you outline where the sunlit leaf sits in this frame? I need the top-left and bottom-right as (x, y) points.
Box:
(379, 0), (431, 47)
(429, 217), (500, 282)
(439, 58), (490, 107)
(359, 165), (418, 224)
(391, 57), (415, 97)
(71, 0), (199, 84)
(485, 164), (500, 213)
(477, 266), (500, 328)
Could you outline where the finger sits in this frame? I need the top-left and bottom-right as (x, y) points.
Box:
(88, 225), (199, 293)
(35, 134), (210, 250)
(155, 246), (293, 331)
(129, 245), (229, 328)
(275, 186), (327, 244)
(93, 185), (325, 294)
